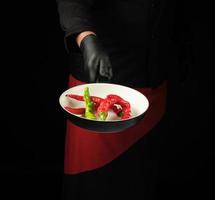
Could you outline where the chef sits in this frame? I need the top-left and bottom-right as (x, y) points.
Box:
(56, 0), (179, 199)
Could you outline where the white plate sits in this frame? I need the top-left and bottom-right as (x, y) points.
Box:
(59, 83), (149, 132)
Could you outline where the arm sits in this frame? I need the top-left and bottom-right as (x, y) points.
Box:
(56, 0), (113, 82)
(56, 0), (96, 52)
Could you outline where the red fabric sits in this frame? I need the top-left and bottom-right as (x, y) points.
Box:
(64, 75), (167, 174)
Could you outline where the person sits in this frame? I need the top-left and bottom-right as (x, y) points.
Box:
(56, 0), (180, 199)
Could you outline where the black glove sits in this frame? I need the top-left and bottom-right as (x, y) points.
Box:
(80, 34), (113, 83)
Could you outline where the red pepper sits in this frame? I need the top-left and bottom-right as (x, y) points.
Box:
(66, 94), (103, 109)
(66, 94), (84, 101)
(64, 106), (85, 115)
(66, 93), (131, 119)
(97, 99), (110, 120)
(91, 96), (103, 111)
(97, 96), (119, 120)
(66, 94), (103, 103)
(107, 95), (131, 119)
(111, 104), (123, 117)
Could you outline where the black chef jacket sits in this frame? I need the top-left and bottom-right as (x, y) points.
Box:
(56, 0), (178, 88)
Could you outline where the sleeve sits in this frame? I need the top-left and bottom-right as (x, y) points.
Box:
(56, 0), (96, 53)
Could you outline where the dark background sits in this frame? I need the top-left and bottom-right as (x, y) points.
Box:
(2, 1), (68, 199)
(1, 1), (214, 199)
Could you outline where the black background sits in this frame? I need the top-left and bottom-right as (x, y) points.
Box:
(1, 1), (214, 199)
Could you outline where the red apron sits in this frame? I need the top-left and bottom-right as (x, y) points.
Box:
(64, 75), (167, 174)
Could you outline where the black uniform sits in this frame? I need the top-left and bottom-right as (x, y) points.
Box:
(57, 0), (178, 88)
(56, 0), (179, 199)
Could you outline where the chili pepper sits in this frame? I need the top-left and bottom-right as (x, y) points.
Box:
(65, 94), (84, 101)
(111, 104), (123, 117)
(107, 95), (130, 108)
(66, 94), (102, 105)
(66, 94), (103, 103)
(66, 94), (103, 111)
(66, 93), (131, 120)
(107, 95), (131, 119)
(121, 108), (131, 119)
(91, 96), (103, 104)
(91, 96), (103, 111)
(97, 96), (118, 120)
(97, 99), (109, 120)
(64, 106), (85, 115)
(83, 87), (96, 120)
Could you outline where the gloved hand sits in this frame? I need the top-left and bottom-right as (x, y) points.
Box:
(80, 34), (113, 83)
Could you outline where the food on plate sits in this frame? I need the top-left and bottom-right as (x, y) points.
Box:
(64, 106), (85, 115)
(64, 87), (131, 120)
(97, 94), (131, 120)
(83, 87), (97, 120)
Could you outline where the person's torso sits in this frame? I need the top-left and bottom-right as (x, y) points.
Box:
(92, 0), (153, 47)
(70, 0), (175, 88)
